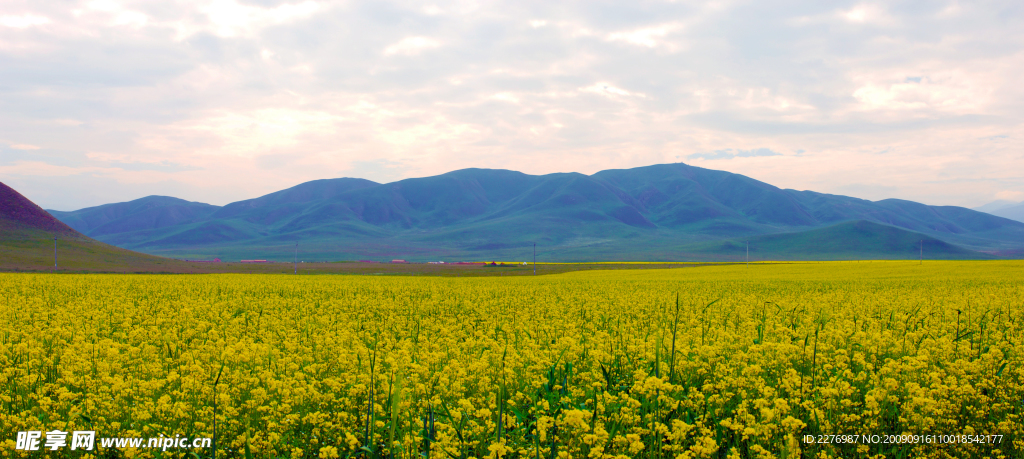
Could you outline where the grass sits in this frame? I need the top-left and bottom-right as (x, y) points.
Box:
(0, 226), (195, 273)
(1, 226), (732, 275)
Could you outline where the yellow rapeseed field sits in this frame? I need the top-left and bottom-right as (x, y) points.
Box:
(1, 261), (1022, 458)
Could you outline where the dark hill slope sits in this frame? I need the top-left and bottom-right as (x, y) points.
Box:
(211, 177), (378, 221)
(1, 182), (195, 272)
(690, 220), (991, 261)
(127, 178), (383, 248)
(593, 163), (816, 227)
(595, 164), (1024, 237)
(2, 181), (80, 236)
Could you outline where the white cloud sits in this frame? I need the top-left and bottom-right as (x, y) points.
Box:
(489, 93), (520, 104)
(0, 161), (118, 177)
(580, 83), (646, 99)
(2, 0), (1023, 209)
(84, 151), (166, 164)
(166, 0), (321, 39)
(10, 144), (41, 150)
(607, 23), (681, 49)
(0, 14), (51, 28)
(142, 108), (347, 157)
(841, 4), (892, 24)
(82, 0), (149, 28)
(383, 36), (441, 56)
(995, 190), (1024, 201)
(851, 73), (992, 113)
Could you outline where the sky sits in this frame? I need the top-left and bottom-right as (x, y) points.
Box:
(1, 0), (1023, 211)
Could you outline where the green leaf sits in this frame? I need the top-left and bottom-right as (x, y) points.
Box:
(509, 405), (528, 424)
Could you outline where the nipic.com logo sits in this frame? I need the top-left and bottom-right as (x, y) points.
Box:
(14, 430), (212, 451)
(16, 430), (94, 451)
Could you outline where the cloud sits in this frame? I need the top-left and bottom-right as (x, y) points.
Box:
(688, 148), (782, 160)
(80, 0), (150, 29)
(146, 108), (349, 157)
(0, 14), (51, 28)
(851, 73), (991, 113)
(995, 190), (1023, 201)
(606, 23), (682, 50)
(183, 0), (321, 38)
(10, 144), (41, 150)
(383, 36), (441, 56)
(841, 4), (893, 24)
(579, 83), (646, 99)
(84, 152), (200, 172)
(1, 0), (1023, 209)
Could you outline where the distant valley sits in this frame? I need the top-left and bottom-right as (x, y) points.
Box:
(44, 163), (1024, 262)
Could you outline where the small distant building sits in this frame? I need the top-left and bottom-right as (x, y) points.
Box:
(391, 259), (407, 263)
(185, 258), (221, 263)
(241, 260), (269, 263)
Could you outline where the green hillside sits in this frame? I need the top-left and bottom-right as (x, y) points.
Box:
(44, 163), (1024, 261)
(1, 182), (196, 272)
(679, 220), (993, 261)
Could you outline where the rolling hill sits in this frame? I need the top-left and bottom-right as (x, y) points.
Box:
(679, 220), (993, 261)
(0, 181), (196, 272)
(47, 196), (219, 238)
(44, 163), (1024, 261)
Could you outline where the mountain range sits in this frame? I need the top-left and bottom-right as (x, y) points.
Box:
(974, 200), (1024, 223)
(43, 163), (1024, 261)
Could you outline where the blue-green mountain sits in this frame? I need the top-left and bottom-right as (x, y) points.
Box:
(46, 163), (1024, 261)
(974, 200), (1024, 223)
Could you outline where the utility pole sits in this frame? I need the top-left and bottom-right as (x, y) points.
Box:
(294, 242), (298, 274)
(53, 235), (57, 271)
(533, 242), (536, 275)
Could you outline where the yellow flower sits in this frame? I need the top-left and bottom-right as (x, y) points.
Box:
(319, 446), (339, 459)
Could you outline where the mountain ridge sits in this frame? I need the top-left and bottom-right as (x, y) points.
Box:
(973, 200), (1024, 223)
(1, 181), (207, 272)
(48, 196), (220, 238)
(3, 181), (81, 237)
(43, 163), (1024, 261)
